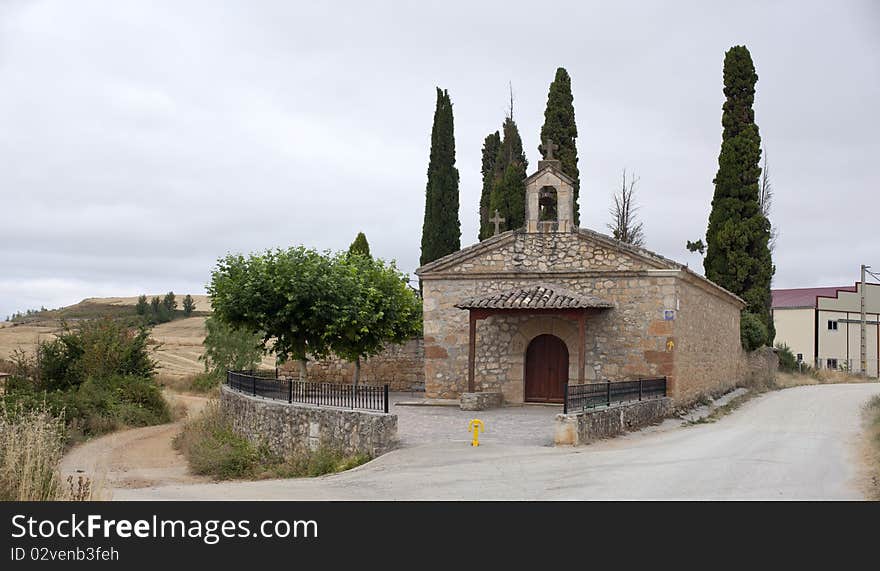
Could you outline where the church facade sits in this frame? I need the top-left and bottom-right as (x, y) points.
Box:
(416, 151), (747, 406)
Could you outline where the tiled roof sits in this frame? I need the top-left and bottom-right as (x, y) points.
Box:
(771, 286), (857, 308)
(455, 284), (614, 310)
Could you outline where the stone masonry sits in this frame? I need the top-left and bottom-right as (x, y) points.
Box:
(280, 339), (424, 392)
(417, 228), (750, 408)
(220, 385), (398, 458)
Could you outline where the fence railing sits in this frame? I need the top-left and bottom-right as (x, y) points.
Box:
(226, 370), (389, 413)
(563, 376), (667, 414)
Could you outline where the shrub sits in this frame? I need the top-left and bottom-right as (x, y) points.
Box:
(174, 401), (370, 480)
(775, 343), (799, 372)
(2, 318), (168, 439)
(173, 400), (261, 479)
(740, 311), (768, 351)
(35, 319), (156, 392)
(190, 371), (223, 392)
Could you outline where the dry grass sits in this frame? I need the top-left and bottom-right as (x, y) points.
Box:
(0, 403), (103, 500)
(174, 400), (370, 481)
(863, 395), (880, 500)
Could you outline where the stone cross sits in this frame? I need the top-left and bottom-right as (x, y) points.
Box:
(490, 209), (506, 236)
(543, 138), (559, 160)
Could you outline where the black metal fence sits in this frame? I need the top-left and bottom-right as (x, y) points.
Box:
(563, 376), (667, 414)
(226, 370), (389, 413)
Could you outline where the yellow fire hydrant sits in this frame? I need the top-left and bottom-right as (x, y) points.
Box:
(468, 419), (484, 447)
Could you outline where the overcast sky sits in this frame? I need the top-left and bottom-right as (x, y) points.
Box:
(1, 0), (878, 318)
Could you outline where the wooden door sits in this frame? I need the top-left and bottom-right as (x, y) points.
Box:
(524, 334), (568, 403)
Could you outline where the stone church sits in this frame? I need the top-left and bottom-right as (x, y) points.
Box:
(416, 145), (747, 406)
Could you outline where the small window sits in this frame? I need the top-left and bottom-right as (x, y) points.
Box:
(827, 320), (838, 331)
(796, 353), (803, 363)
(826, 358), (838, 370)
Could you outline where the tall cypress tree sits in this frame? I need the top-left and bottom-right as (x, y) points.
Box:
(478, 131), (501, 241)
(348, 232), (371, 258)
(539, 67), (580, 225)
(420, 88), (461, 266)
(704, 46), (775, 347)
(488, 116), (528, 233)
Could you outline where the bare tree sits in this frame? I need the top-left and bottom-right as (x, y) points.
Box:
(608, 169), (645, 247)
(759, 151), (778, 252)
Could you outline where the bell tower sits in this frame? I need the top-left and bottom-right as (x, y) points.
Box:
(525, 138), (575, 233)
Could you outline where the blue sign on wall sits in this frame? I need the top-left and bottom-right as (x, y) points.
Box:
(663, 310), (675, 321)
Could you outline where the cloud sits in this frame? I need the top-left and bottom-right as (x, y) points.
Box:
(1, 0), (878, 319)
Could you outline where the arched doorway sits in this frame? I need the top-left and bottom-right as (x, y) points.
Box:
(524, 334), (569, 403)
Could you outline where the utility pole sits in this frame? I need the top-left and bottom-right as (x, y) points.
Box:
(861, 264), (868, 376)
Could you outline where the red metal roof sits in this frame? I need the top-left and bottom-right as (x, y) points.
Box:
(771, 286), (856, 308)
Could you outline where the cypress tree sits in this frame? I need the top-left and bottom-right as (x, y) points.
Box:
(420, 88), (461, 266)
(703, 46), (775, 347)
(348, 232), (371, 258)
(539, 67), (580, 225)
(478, 131), (501, 240)
(488, 117), (528, 233)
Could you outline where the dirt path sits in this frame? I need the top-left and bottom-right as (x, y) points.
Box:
(61, 392), (210, 493)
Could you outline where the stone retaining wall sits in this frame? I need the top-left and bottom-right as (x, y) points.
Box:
(281, 339), (424, 392)
(220, 385), (398, 458)
(554, 397), (672, 446)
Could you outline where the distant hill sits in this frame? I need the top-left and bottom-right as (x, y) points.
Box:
(0, 295), (254, 380)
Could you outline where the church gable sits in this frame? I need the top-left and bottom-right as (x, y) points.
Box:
(417, 228), (678, 277)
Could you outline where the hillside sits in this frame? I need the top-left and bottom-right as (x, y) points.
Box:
(0, 295), (274, 379)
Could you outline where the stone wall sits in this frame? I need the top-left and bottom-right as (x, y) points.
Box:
(670, 276), (745, 403)
(419, 230), (759, 408)
(422, 266), (685, 401)
(220, 385), (398, 458)
(740, 346), (779, 388)
(554, 398), (673, 445)
(281, 339), (424, 392)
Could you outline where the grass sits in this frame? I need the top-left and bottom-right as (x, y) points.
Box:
(686, 391), (759, 425)
(173, 400), (370, 481)
(864, 395), (880, 500)
(157, 371), (223, 395)
(0, 403), (100, 500)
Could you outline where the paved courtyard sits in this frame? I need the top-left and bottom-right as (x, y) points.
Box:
(390, 393), (560, 447)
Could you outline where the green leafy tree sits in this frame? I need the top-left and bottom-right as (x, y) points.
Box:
(208, 247), (338, 380)
(35, 319), (156, 391)
(199, 315), (263, 376)
(420, 87), (461, 266)
(488, 116), (528, 233)
(135, 295), (148, 316)
(701, 46), (775, 348)
(182, 294), (196, 317)
(162, 291), (177, 313)
(478, 131), (501, 240)
(348, 232), (371, 258)
(149, 296), (161, 317)
(539, 67), (580, 225)
(324, 253), (422, 387)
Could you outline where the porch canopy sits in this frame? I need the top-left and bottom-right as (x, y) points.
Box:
(454, 284), (613, 392)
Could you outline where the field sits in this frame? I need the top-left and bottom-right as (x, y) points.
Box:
(0, 295), (272, 379)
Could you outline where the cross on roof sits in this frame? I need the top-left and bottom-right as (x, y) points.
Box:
(543, 138), (559, 160)
(490, 209), (506, 236)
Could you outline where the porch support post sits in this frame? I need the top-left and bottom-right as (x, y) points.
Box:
(578, 311), (586, 384)
(468, 310), (477, 392)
